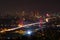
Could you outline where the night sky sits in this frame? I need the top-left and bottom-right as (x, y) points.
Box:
(0, 0), (60, 15)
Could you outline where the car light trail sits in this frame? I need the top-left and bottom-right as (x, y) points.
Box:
(0, 22), (46, 33)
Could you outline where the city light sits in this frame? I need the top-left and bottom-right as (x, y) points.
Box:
(45, 18), (49, 22)
(46, 13), (50, 17)
(26, 30), (32, 35)
(18, 24), (23, 27)
(0, 0), (60, 39)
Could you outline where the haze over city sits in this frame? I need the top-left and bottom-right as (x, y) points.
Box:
(0, 0), (60, 16)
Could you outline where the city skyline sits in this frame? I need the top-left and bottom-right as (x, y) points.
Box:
(0, 0), (60, 16)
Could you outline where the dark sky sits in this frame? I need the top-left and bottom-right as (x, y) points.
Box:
(0, 0), (60, 15)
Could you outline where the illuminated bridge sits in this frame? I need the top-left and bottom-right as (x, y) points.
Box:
(0, 22), (46, 33)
